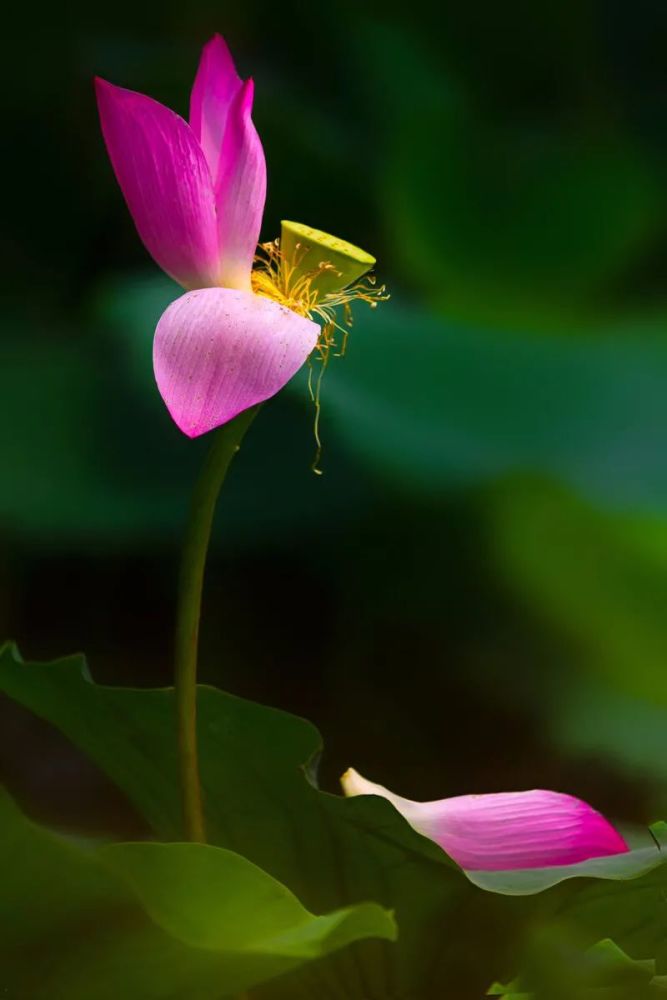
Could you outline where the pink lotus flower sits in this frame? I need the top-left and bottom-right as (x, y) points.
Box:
(341, 768), (629, 871)
(96, 36), (379, 438)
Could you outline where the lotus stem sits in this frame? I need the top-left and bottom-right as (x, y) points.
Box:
(174, 406), (259, 842)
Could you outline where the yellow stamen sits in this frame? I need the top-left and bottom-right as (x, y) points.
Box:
(251, 239), (389, 473)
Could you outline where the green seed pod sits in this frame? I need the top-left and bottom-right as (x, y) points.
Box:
(280, 220), (376, 298)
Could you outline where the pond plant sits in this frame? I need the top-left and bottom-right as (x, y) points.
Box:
(3, 33), (667, 1000)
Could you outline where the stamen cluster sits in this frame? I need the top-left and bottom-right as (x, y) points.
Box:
(252, 239), (388, 362)
(251, 239), (388, 471)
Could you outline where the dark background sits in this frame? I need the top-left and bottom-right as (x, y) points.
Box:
(3, 0), (667, 844)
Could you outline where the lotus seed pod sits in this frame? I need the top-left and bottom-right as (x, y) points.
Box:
(280, 220), (376, 297)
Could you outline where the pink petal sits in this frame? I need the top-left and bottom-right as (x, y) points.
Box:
(341, 769), (629, 872)
(189, 34), (243, 184)
(215, 79), (267, 291)
(95, 78), (220, 290)
(153, 288), (319, 437)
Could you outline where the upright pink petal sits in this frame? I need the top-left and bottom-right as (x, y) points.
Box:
(215, 79), (267, 291)
(341, 769), (629, 872)
(95, 78), (220, 290)
(153, 288), (319, 437)
(189, 34), (243, 184)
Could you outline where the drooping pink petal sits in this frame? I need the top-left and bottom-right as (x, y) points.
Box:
(95, 78), (220, 290)
(215, 79), (267, 291)
(153, 288), (319, 437)
(341, 769), (629, 871)
(189, 34), (243, 184)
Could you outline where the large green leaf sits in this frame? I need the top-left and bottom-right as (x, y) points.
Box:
(3, 642), (667, 997)
(0, 642), (527, 998)
(0, 785), (394, 999)
(488, 938), (667, 999)
(103, 841), (394, 956)
(479, 828), (667, 997)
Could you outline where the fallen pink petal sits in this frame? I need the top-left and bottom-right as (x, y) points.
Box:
(341, 768), (629, 871)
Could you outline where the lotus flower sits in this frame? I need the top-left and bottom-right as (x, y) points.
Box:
(341, 768), (629, 871)
(96, 35), (381, 437)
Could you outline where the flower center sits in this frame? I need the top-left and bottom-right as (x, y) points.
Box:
(251, 236), (388, 472)
(251, 238), (387, 331)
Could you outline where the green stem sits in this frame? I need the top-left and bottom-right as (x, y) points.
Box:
(175, 406), (259, 842)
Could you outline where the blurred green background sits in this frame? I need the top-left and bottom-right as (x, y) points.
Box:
(3, 0), (667, 851)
